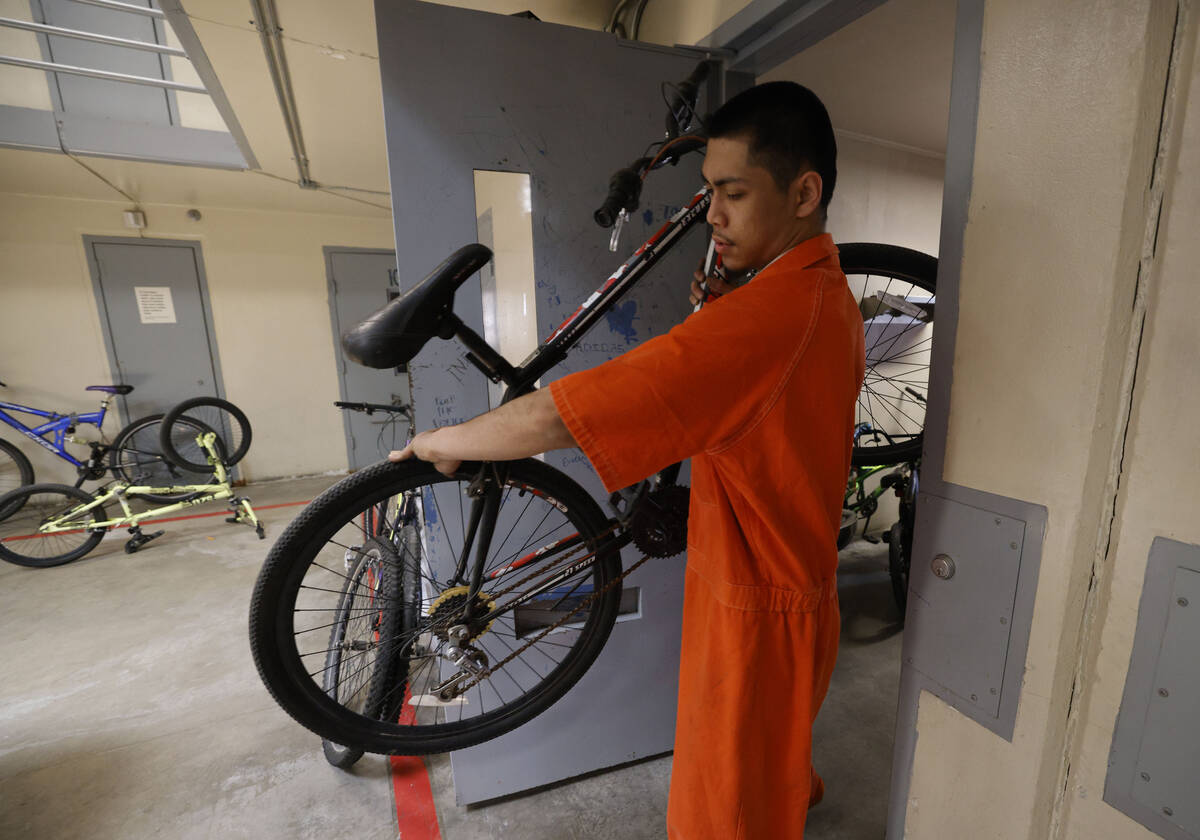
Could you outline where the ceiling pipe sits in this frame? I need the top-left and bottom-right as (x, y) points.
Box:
(249, 0), (315, 188)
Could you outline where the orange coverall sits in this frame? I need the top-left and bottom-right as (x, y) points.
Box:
(550, 233), (864, 839)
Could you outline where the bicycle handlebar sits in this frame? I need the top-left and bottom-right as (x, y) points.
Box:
(594, 162), (647, 228)
(334, 401), (412, 416)
(665, 60), (710, 138)
(593, 60), (712, 228)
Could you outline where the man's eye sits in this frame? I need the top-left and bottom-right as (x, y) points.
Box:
(726, 192), (744, 200)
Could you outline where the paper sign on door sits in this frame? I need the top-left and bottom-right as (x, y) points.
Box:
(134, 287), (177, 324)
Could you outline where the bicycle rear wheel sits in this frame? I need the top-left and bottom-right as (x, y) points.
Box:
(159, 397), (252, 471)
(250, 458), (622, 755)
(0, 440), (34, 520)
(0, 484), (107, 567)
(840, 243), (937, 466)
(108, 414), (222, 502)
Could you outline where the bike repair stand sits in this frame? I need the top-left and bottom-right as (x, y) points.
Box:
(226, 496), (266, 540)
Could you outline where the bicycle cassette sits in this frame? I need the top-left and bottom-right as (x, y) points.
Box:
(630, 484), (690, 558)
(427, 585), (496, 642)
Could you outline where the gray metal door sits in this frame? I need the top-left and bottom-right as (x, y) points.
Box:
(376, 0), (716, 804)
(86, 237), (222, 424)
(326, 247), (405, 469)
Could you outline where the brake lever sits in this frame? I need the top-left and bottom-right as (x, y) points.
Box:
(608, 208), (629, 253)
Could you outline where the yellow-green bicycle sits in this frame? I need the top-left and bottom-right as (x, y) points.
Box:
(0, 397), (263, 568)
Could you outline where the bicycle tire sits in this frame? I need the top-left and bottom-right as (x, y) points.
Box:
(320, 537), (404, 769)
(839, 243), (937, 467)
(159, 397), (252, 471)
(0, 484), (107, 567)
(0, 439), (34, 520)
(888, 520), (908, 616)
(108, 414), (223, 502)
(250, 457), (622, 755)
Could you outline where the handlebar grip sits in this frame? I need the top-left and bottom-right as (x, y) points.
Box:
(594, 167), (643, 228)
(666, 60), (711, 137)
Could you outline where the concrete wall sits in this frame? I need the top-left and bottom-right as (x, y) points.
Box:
(904, 1), (1193, 838)
(0, 191), (394, 484)
(829, 133), (944, 255)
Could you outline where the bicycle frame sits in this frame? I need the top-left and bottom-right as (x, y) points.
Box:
(454, 185), (713, 403)
(0, 398), (110, 469)
(34, 433), (259, 534)
(414, 188), (711, 616)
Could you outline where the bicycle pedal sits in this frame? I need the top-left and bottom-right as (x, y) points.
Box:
(124, 530), (164, 553)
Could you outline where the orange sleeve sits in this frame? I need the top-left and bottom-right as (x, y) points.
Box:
(549, 273), (827, 492)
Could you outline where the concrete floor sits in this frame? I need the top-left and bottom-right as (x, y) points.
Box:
(0, 474), (903, 839)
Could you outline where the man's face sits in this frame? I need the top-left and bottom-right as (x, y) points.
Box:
(701, 135), (814, 273)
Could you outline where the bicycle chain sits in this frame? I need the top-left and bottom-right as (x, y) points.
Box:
(453, 535), (655, 695)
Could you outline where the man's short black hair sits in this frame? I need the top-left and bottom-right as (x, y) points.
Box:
(708, 81), (837, 213)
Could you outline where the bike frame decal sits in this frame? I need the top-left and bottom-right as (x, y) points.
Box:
(487, 532), (582, 580)
(539, 186), (711, 347)
(505, 480), (567, 512)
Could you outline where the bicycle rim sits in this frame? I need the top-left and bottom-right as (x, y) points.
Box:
(0, 440), (34, 519)
(160, 397), (251, 471)
(250, 458), (622, 755)
(0, 485), (106, 567)
(839, 243), (937, 466)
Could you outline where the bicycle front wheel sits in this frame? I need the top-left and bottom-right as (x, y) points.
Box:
(320, 536), (405, 769)
(0, 484), (107, 567)
(251, 458), (623, 756)
(840, 243), (938, 466)
(160, 397), (251, 471)
(0, 439), (34, 520)
(109, 414), (222, 502)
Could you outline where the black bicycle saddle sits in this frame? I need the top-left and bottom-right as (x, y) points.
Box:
(341, 243), (493, 369)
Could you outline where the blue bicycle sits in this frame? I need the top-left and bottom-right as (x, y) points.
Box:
(0, 381), (219, 517)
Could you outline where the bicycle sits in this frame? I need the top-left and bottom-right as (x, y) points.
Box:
(320, 401), (418, 769)
(0, 397), (262, 568)
(248, 62), (937, 756)
(881, 460), (918, 616)
(0, 382), (220, 517)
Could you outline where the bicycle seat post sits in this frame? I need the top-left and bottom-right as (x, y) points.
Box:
(438, 311), (519, 389)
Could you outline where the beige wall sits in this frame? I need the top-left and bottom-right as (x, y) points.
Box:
(828, 133), (944, 255)
(1058, 6), (1199, 838)
(0, 190), (394, 485)
(905, 1), (1191, 838)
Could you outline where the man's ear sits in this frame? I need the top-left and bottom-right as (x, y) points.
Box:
(792, 170), (823, 220)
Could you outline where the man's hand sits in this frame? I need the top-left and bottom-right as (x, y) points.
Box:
(389, 429), (462, 476)
(689, 259), (736, 307)
(386, 389), (575, 477)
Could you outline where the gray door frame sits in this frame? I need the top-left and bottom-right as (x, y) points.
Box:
(83, 234), (226, 426)
(323, 244), (401, 470)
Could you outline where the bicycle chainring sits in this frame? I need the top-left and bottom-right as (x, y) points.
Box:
(630, 484), (690, 558)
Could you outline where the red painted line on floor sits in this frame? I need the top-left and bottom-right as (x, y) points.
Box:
(132, 499), (311, 526)
(1, 500), (312, 541)
(390, 693), (442, 839)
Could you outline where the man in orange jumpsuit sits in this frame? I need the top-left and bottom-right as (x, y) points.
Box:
(393, 81), (864, 838)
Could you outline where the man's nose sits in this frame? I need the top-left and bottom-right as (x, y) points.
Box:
(706, 199), (723, 228)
